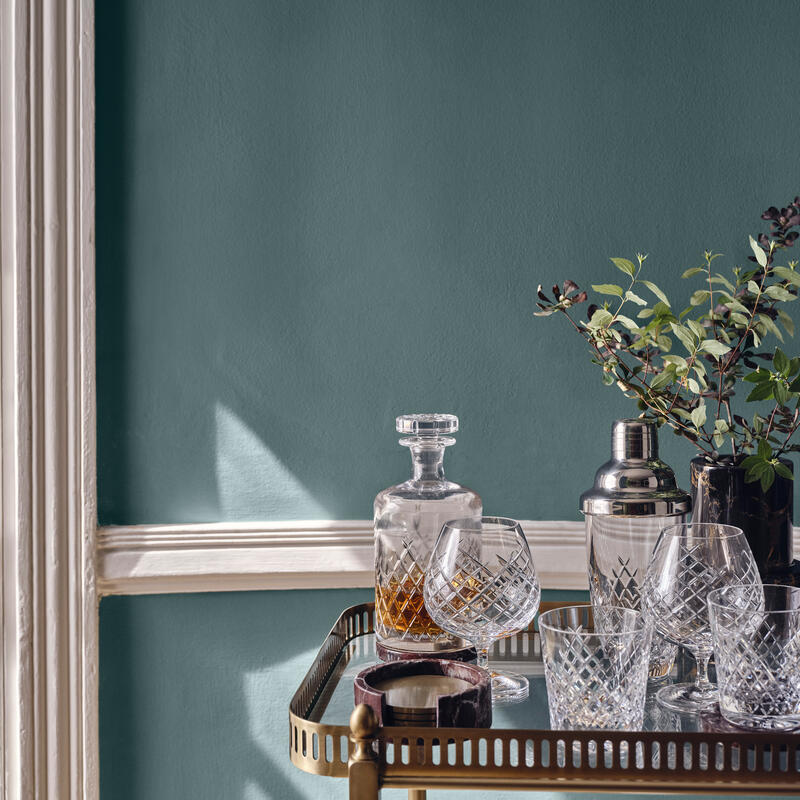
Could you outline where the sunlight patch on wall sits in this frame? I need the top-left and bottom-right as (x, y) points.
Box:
(215, 403), (329, 519)
(243, 780), (270, 800)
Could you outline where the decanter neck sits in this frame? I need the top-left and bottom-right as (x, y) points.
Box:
(409, 444), (447, 481)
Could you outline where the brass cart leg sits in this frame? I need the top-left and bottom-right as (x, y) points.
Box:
(408, 791), (426, 800)
(349, 704), (380, 800)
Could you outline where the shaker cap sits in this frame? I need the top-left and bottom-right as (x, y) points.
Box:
(396, 414), (458, 436)
(580, 418), (691, 517)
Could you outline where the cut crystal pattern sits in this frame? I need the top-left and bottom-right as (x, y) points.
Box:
(540, 606), (651, 730)
(711, 586), (800, 729)
(424, 545), (540, 647)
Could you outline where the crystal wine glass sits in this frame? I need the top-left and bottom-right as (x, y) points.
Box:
(642, 522), (760, 713)
(424, 516), (541, 703)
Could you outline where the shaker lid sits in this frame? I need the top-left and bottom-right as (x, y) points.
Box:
(396, 414), (458, 436)
(580, 418), (691, 517)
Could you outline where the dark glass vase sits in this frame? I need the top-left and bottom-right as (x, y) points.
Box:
(690, 456), (799, 585)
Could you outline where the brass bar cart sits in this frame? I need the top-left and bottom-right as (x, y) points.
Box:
(289, 602), (800, 799)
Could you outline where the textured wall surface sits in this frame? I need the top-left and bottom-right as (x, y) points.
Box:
(96, 2), (800, 799)
(97, 0), (800, 526)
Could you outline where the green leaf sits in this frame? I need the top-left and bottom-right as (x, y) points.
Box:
(615, 314), (639, 331)
(743, 369), (769, 383)
(713, 432), (725, 448)
(686, 320), (706, 340)
(625, 290), (648, 306)
(750, 235), (768, 268)
(587, 309), (614, 329)
(601, 371), (615, 386)
(691, 404), (707, 430)
(656, 334), (672, 351)
(669, 322), (696, 352)
(775, 381), (789, 406)
(698, 339), (731, 357)
(747, 280), (762, 295)
(760, 466), (776, 493)
(746, 382), (774, 402)
(775, 462), (794, 481)
(663, 355), (688, 368)
(764, 285), (797, 302)
(611, 258), (636, 277)
(649, 368), (674, 390)
(687, 378), (701, 394)
(774, 348), (790, 375)
(592, 283), (624, 298)
(777, 310), (795, 337)
(740, 454), (763, 471)
(690, 290), (711, 306)
(637, 308), (654, 319)
(712, 274), (736, 292)
(640, 280), (671, 307)
(730, 312), (750, 326)
(725, 298), (749, 314)
(771, 266), (800, 287)
(758, 438), (772, 460)
(758, 313), (784, 342)
(682, 267), (704, 279)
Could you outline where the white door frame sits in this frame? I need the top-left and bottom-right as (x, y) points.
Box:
(1, 1), (97, 797)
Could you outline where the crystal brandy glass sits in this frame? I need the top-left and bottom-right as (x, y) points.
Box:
(642, 522), (760, 713)
(424, 517), (541, 703)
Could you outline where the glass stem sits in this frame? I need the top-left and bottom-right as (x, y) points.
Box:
(476, 646), (490, 672)
(694, 651), (713, 693)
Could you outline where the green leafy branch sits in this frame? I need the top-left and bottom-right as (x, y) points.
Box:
(534, 196), (800, 489)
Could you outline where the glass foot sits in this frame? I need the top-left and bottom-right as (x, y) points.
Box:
(656, 681), (717, 713)
(490, 670), (529, 704)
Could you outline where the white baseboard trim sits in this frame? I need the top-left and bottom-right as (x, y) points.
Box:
(97, 519), (589, 595)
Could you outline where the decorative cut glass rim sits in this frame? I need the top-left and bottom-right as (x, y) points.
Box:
(708, 583), (800, 615)
(441, 516), (521, 532)
(659, 522), (745, 540)
(538, 604), (648, 637)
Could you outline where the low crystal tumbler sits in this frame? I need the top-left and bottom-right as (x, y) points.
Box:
(538, 605), (652, 730)
(709, 584), (800, 731)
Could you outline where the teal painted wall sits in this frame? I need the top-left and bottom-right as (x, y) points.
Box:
(97, 0), (800, 526)
(96, 1), (800, 798)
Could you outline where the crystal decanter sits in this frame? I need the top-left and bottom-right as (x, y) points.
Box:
(374, 414), (481, 659)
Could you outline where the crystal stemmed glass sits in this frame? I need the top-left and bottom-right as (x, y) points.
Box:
(424, 517), (541, 703)
(642, 522), (761, 713)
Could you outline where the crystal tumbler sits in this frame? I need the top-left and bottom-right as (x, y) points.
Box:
(709, 584), (800, 731)
(538, 605), (652, 730)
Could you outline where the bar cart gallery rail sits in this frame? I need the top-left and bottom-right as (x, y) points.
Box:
(289, 603), (800, 799)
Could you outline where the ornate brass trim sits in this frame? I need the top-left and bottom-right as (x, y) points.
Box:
(290, 602), (800, 793)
